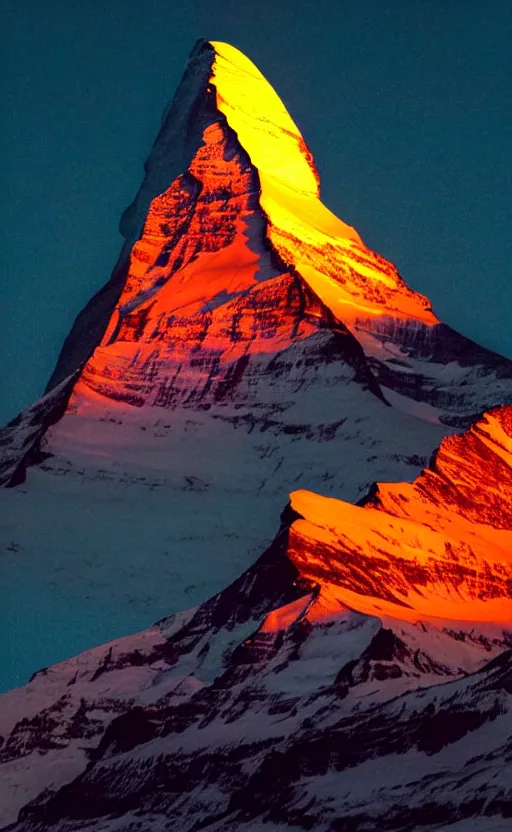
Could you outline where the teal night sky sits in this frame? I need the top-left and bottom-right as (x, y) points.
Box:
(2, 0), (511, 424)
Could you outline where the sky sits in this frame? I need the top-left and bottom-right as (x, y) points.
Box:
(2, 0), (511, 425)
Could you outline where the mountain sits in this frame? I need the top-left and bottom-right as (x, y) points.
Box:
(1, 37), (511, 830)
(1, 405), (510, 830)
(2, 40), (511, 694)
(40, 41), (512, 426)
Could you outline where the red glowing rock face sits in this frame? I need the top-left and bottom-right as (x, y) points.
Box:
(284, 405), (512, 626)
(374, 405), (512, 530)
(68, 118), (346, 410)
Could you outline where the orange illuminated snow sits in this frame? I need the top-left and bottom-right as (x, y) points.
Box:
(285, 406), (512, 625)
(210, 41), (438, 326)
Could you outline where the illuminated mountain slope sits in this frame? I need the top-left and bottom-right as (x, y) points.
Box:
(288, 405), (512, 624)
(209, 42), (512, 422)
(1, 406), (511, 830)
(211, 41), (432, 322)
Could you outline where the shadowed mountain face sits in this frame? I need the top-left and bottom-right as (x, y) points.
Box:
(1, 39), (512, 831)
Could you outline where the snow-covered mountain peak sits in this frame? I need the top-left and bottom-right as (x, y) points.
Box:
(38, 39), (509, 433)
(0, 38), (506, 457)
(210, 41), (323, 201)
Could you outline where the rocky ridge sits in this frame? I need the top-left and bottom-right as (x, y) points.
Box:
(1, 406), (511, 829)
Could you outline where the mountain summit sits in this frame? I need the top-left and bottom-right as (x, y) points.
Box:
(2, 41), (511, 492)
(45, 40), (433, 416)
(0, 41), (511, 830)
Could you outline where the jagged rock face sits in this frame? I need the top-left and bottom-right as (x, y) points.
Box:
(0, 47), (453, 692)
(0, 374), (78, 488)
(287, 406), (512, 624)
(69, 115), (371, 411)
(1, 407), (511, 830)
(0, 320), (447, 690)
(371, 404), (512, 529)
(0, 36), (511, 706)
(1, 37), (512, 482)
(351, 316), (512, 425)
(18, 652), (511, 832)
